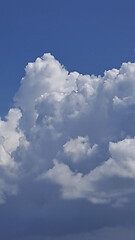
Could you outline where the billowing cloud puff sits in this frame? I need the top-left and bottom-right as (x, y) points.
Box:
(44, 137), (135, 205)
(63, 136), (97, 162)
(1, 53), (135, 239)
(0, 108), (28, 203)
(1, 53), (135, 207)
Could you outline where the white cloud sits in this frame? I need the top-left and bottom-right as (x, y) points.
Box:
(14, 53), (101, 133)
(0, 108), (27, 156)
(14, 54), (135, 205)
(63, 136), (97, 162)
(44, 137), (135, 205)
(0, 108), (28, 202)
(2, 53), (135, 240)
(0, 53), (135, 206)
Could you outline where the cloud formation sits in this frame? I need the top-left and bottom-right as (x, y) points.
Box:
(44, 137), (135, 205)
(0, 53), (135, 207)
(1, 53), (135, 239)
(0, 108), (28, 203)
(19, 226), (135, 240)
(63, 136), (97, 162)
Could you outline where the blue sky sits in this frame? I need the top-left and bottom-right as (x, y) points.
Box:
(1, 1), (135, 240)
(1, 0), (135, 115)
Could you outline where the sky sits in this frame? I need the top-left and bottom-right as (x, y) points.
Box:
(1, 0), (135, 239)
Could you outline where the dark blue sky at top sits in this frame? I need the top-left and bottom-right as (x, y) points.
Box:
(0, 0), (135, 116)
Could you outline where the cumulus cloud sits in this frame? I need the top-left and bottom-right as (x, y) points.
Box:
(44, 137), (135, 205)
(0, 108), (28, 202)
(1, 53), (135, 239)
(63, 136), (97, 162)
(1, 53), (135, 207)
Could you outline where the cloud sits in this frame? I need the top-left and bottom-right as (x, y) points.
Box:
(18, 226), (135, 240)
(0, 53), (134, 206)
(1, 53), (135, 238)
(0, 108), (28, 203)
(44, 137), (135, 205)
(63, 136), (97, 162)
